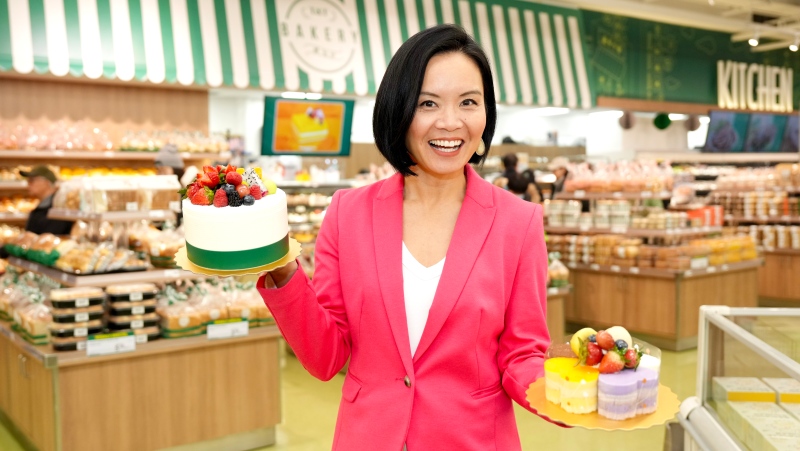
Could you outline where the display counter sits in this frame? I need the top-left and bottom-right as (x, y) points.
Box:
(564, 260), (761, 351)
(679, 306), (800, 451)
(0, 320), (281, 451)
(758, 248), (800, 307)
(546, 286), (570, 340)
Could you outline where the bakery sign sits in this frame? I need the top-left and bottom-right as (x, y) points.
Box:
(278, 0), (359, 78)
(717, 60), (794, 112)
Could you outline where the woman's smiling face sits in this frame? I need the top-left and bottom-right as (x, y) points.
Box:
(405, 52), (487, 178)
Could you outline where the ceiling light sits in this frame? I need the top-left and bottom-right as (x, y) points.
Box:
(281, 91), (306, 99)
(791, 36), (799, 52)
(305, 93), (323, 100)
(528, 107), (570, 117)
(668, 114), (689, 121)
(699, 116), (710, 125)
(589, 110), (624, 119)
(749, 32), (759, 47)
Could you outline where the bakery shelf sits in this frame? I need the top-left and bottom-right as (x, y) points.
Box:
(712, 186), (800, 194)
(8, 257), (196, 286)
(758, 247), (800, 256)
(0, 150), (230, 161)
(0, 180), (28, 189)
(546, 286), (571, 297)
(47, 208), (176, 222)
(278, 180), (361, 190)
(566, 259), (762, 280)
(554, 190), (672, 201)
(0, 211), (29, 221)
(724, 214), (800, 224)
(636, 151), (800, 163)
(544, 225), (722, 237)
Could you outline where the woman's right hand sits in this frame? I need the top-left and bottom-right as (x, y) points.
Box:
(263, 260), (299, 289)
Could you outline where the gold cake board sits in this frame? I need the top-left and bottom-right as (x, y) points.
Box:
(175, 238), (301, 282)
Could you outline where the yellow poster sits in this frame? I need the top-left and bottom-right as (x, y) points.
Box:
(273, 100), (344, 153)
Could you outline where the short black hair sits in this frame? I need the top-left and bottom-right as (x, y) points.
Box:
(373, 24), (497, 176)
(507, 173), (530, 194)
(502, 153), (518, 171)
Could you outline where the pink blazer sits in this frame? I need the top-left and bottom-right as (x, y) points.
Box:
(258, 165), (551, 450)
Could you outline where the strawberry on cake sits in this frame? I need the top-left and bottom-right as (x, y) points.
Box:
(179, 165), (289, 271)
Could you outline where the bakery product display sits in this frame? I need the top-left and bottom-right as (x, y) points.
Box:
(543, 326), (662, 421)
(291, 107), (329, 148)
(180, 165), (289, 271)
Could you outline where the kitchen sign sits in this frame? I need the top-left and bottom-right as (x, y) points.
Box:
(717, 60), (794, 112)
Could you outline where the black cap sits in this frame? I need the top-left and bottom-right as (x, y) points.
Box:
(20, 166), (57, 183)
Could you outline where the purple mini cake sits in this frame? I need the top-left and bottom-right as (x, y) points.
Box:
(598, 368), (659, 420)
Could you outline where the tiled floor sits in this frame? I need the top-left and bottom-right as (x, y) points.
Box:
(0, 349), (697, 451)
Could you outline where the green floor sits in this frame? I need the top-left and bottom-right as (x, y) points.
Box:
(0, 350), (695, 450)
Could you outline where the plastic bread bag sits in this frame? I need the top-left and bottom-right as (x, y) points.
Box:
(547, 253), (570, 288)
(18, 294), (51, 344)
(92, 242), (116, 273)
(230, 280), (272, 326)
(0, 267), (20, 320)
(156, 286), (205, 338)
(187, 281), (228, 324)
(106, 248), (134, 272)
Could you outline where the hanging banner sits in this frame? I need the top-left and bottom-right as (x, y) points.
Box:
(0, 0), (594, 107)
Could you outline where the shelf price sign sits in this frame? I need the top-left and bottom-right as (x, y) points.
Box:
(207, 318), (249, 340)
(86, 331), (136, 357)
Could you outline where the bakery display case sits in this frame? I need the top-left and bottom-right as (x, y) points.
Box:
(679, 306), (800, 451)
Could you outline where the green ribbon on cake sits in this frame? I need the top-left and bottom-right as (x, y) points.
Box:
(186, 234), (290, 270)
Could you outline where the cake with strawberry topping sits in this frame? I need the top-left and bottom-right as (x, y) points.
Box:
(544, 325), (661, 420)
(180, 165), (289, 270)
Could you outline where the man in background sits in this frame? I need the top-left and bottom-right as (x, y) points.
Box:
(21, 166), (73, 235)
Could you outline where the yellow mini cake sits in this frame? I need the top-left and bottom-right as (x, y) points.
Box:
(544, 357), (578, 405)
(291, 110), (329, 147)
(561, 365), (599, 414)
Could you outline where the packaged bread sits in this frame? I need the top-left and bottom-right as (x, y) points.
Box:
(157, 302), (203, 333)
(51, 336), (88, 352)
(106, 249), (134, 272)
(18, 301), (52, 343)
(132, 326), (161, 342)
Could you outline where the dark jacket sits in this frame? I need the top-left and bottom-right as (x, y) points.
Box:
(25, 194), (73, 235)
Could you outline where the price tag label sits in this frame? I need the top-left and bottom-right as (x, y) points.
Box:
(29, 262), (39, 272)
(131, 320), (144, 329)
(630, 267), (640, 274)
(130, 292), (143, 301)
(685, 270), (694, 277)
(610, 265), (621, 272)
(660, 191), (672, 198)
(74, 327), (88, 338)
(75, 313), (89, 322)
(75, 298), (89, 308)
(131, 306), (145, 315)
(207, 318), (249, 340)
(613, 192), (623, 198)
(666, 229), (675, 235)
(721, 264), (730, 271)
(707, 266), (717, 273)
(126, 202), (138, 211)
(611, 225), (628, 234)
(782, 216), (791, 221)
(169, 201), (180, 211)
(86, 331), (136, 357)
(135, 334), (148, 344)
(149, 210), (166, 218)
(579, 224), (591, 232)
(567, 263), (576, 269)
(103, 150), (115, 157)
(54, 150), (65, 157)
(547, 287), (559, 295)
(641, 191), (653, 198)
(164, 269), (180, 278)
(574, 190), (586, 198)
(590, 264), (600, 271)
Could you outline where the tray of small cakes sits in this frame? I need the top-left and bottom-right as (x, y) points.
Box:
(526, 326), (680, 430)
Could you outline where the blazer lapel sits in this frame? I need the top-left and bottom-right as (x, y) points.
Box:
(373, 173), (414, 376)
(413, 166), (496, 363)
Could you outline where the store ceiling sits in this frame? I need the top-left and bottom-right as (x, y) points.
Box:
(552, 0), (800, 52)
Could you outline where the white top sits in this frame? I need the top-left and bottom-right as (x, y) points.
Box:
(402, 242), (445, 356)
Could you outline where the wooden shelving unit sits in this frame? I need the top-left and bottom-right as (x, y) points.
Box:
(47, 209), (176, 222)
(0, 212), (29, 222)
(545, 225), (722, 238)
(8, 257), (196, 287)
(0, 150), (230, 162)
(555, 190), (672, 201)
(724, 214), (800, 224)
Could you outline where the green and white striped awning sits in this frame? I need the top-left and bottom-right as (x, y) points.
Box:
(0, 0), (594, 107)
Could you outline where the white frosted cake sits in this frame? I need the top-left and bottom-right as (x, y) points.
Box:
(180, 166), (289, 271)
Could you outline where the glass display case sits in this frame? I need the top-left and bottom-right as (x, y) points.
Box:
(679, 306), (800, 451)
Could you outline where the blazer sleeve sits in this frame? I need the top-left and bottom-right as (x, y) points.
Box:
(257, 190), (350, 381)
(497, 204), (568, 426)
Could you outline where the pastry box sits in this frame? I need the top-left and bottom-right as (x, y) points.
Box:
(50, 305), (105, 324)
(49, 320), (103, 338)
(51, 336), (88, 352)
(109, 299), (157, 316)
(107, 312), (159, 330)
(49, 287), (105, 309)
(105, 283), (158, 302)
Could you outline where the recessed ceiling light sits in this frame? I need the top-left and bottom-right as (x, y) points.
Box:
(749, 37), (759, 46)
(281, 91), (306, 99)
(588, 110), (624, 119)
(668, 114), (689, 121)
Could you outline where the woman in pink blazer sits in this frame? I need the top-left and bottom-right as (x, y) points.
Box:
(259, 25), (554, 450)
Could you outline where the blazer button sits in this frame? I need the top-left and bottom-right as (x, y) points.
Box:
(404, 376), (411, 387)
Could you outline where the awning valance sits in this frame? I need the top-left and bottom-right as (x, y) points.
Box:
(0, 0), (594, 107)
